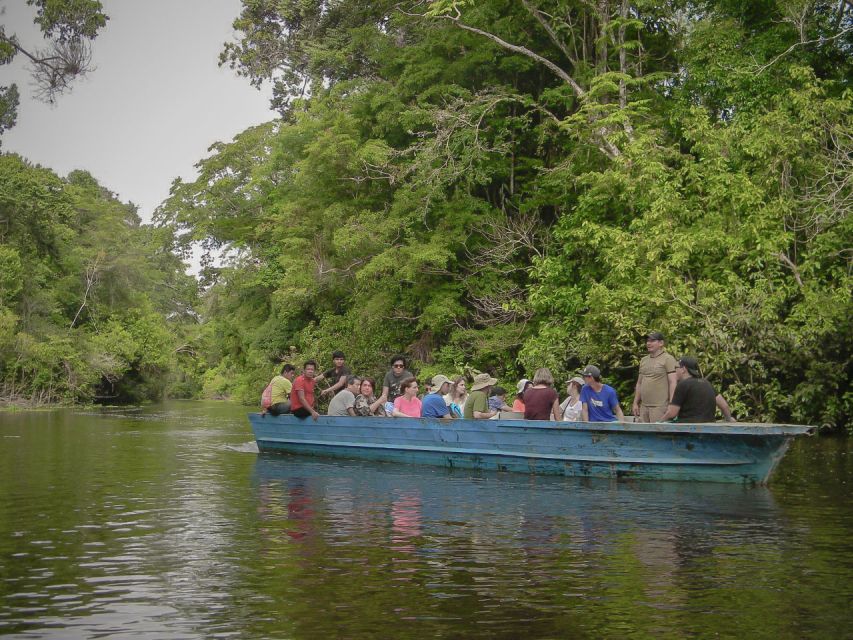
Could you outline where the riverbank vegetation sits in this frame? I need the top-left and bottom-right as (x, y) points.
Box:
(2, 1), (850, 430)
(0, 157), (200, 405)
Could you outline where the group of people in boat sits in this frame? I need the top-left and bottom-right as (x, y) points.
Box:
(263, 333), (736, 423)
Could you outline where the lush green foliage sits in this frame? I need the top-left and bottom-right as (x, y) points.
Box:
(5, 0), (846, 429)
(155, 0), (851, 429)
(0, 155), (199, 405)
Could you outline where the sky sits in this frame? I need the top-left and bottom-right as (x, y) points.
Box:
(1, 0), (276, 223)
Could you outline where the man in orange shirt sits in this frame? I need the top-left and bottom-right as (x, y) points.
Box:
(290, 360), (320, 420)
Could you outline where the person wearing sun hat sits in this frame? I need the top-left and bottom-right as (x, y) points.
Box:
(463, 372), (499, 419)
(658, 356), (736, 423)
(580, 364), (626, 422)
(421, 374), (452, 418)
(512, 378), (532, 412)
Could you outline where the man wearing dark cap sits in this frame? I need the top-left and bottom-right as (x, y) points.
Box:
(632, 331), (678, 423)
(580, 365), (626, 422)
(658, 356), (736, 423)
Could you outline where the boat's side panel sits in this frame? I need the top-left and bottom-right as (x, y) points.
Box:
(249, 414), (800, 483)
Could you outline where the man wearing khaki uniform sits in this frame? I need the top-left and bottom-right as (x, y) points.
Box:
(632, 331), (678, 423)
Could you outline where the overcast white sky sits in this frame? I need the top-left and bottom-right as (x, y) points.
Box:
(1, 0), (276, 222)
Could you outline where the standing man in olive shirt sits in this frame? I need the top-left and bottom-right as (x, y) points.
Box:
(632, 331), (678, 423)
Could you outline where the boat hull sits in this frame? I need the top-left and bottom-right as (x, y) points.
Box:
(248, 414), (813, 484)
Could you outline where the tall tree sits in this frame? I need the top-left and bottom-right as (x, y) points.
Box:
(0, 0), (108, 143)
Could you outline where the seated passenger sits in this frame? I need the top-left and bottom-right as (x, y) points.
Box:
(657, 356), (736, 423)
(488, 386), (513, 413)
(464, 373), (498, 419)
(392, 377), (422, 417)
(354, 377), (387, 416)
(316, 350), (352, 399)
(290, 360), (320, 420)
(327, 375), (362, 417)
(422, 375), (452, 418)
(512, 379), (531, 412)
(523, 368), (561, 421)
(379, 355), (413, 412)
(579, 365), (626, 423)
(268, 364), (296, 416)
(560, 376), (584, 422)
(443, 376), (467, 418)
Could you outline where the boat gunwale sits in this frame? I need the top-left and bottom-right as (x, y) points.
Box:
(249, 413), (815, 437)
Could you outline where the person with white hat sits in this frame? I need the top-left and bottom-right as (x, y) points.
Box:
(421, 374), (452, 418)
(463, 373), (499, 419)
(512, 378), (532, 412)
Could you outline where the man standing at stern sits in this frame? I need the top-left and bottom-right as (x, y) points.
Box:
(632, 331), (678, 423)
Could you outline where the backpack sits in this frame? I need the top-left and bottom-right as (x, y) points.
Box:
(261, 381), (273, 409)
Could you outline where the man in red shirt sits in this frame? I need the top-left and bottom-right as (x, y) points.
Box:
(290, 360), (320, 420)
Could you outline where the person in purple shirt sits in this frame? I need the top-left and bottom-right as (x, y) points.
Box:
(579, 364), (626, 422)
(421, 374), (452, 418)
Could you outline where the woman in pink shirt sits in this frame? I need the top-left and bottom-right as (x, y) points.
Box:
(392, 377), (422, 418)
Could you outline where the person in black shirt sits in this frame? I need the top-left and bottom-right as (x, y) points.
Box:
(658, 356), (736, 423)
(316, 351), (352, 399)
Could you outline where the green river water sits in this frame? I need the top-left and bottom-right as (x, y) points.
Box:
(1, 401), (851, 639)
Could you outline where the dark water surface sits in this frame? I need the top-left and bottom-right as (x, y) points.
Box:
(1, 401), (851, 639)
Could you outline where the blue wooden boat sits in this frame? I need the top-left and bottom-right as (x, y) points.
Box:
(248, 413), (814, 484)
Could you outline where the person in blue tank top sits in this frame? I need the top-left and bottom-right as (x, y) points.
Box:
(579, 364), (626, 422)
(421, 374), (452, 418)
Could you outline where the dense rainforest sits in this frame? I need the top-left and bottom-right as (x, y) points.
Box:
(1, 0), (851, 431)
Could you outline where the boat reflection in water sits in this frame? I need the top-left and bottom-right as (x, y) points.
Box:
(252, 454), (781, 574)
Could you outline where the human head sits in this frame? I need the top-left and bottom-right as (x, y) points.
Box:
(332, 351), (345, 366)
(431, 374), (451, 395)
(346, 375), (361, 393)
(567, 376), (585, 394)
(581, 364), (601, 382)
(281, 363), (296, 379)
(390, 354), (407, 371)
(452, 377), (467, 397)
(303, 360), (317, 377)
(646, 331), (665, 353)
(516, 379), (531, 396)
(491, 386), (506, 399)
(400, 377), (418, 396)
(471, 372), (498, 392)
(360, 377), (376, 396)
(678, 356), (701, 378)
(532, 367), (554, 386)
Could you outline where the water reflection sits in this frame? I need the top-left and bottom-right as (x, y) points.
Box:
(1, 405), (851, 639)
(249, 455), (805, 637)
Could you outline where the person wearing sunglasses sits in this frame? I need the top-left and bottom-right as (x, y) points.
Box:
(378, 354), (413, 413)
